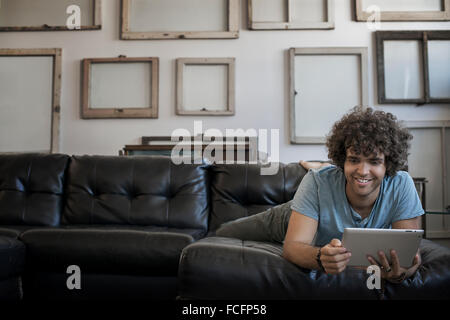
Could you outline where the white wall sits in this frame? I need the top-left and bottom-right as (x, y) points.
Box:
(0, 0), (449, 163)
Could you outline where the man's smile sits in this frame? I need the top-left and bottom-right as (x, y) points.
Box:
(354, 176), (373, 185)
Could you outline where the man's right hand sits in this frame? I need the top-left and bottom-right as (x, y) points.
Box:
(319, 239), (352, 274)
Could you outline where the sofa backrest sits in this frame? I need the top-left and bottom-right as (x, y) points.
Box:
(209, 162), (306, 231)
(0, 153), (70, 226)
(63, 155), (210, 233)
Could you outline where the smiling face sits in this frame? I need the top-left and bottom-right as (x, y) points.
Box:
(344, 148), (387, 205)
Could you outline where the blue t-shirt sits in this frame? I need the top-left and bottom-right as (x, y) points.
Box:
(291, 166), (424, 246)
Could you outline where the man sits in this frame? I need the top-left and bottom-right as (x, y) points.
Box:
(283, 107), (424, 284)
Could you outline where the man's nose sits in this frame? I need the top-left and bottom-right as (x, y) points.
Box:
(356, 162), (370, 176)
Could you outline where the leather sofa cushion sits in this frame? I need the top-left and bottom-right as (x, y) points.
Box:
(21, 228), (195, 276)
(58, 224), (206, 240)
(0, 236), (25, 280)
(0, 153), (69, 226)
(209, 163), (306, 231)
(178, 237), (379, 300)
(178, 237), (450, 300)
(63, 155), (209, 233)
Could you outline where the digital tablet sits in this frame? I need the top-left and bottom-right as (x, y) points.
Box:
(342, 228), (424, 267)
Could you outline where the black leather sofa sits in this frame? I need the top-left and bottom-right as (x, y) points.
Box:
(0, 153), (449, 300)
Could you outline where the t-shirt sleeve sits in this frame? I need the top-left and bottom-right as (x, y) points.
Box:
(291, 170), (319, 221)
(392, 172), (425, 223)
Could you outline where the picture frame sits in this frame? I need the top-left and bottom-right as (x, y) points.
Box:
(176, 58), (235, 116)
(121, 135), (256, 164)
(376, 30), (450, 104)
(0, 0), (102, 31)
(355, 0), (450, 22)
(405, 120), (450, 237)
(120, 0), (239, 40)
(0, 48), (62, 153)
(81, 56), (159, 119)
(248, 0), (335, 30)
(289, 47), (369, 144)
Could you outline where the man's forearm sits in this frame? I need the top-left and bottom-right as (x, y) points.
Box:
(282, 241), (321, 270)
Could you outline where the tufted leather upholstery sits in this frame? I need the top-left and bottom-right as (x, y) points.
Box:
(63, 155), (209, 234)
(14, 155), (211, 300)
(0, 153), (69, 227)
(209, 163), (306, 231)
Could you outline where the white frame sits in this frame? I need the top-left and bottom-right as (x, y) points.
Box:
(121, 0), (239, 40)
(356, 0), (450, 22)
(176, 58), (235, 116)
(405, 120), (450, 238)
(289, 47), (369, 144)
(0, 48), (62, 153)
(0, 0), (102, 31)
(249, 0), (335, 30)
(405, 120), (449, 212)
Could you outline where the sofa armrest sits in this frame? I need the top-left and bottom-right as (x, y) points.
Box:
(420, 239), (450, 265)
(382, 239), (450, 299)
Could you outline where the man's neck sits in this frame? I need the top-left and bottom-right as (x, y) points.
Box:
(345, 185), (380, 219)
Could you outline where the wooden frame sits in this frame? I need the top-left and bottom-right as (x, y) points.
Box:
(406, 120), (450, 237)
(121, 135), (256, 163)
(356, 0), (450, 21)
(406, 120), (449, 211)
(249, 0), (335, 30)
(176, 58), (235, 116)
(0, 48), (62, 153)
(81, 56), (159, 119)
(0, 0), (102, 31)
(120, 0), (239, 40)
(289, 47), (369, 144)
(376, 30), (450, 104)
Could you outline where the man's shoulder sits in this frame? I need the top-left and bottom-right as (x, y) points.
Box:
(383, 170), (414, 191)
(385, 170), (412, 183)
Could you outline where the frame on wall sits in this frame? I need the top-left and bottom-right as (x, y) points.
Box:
(289, 47), (368, 144)
(81, 56), (159, 119)
(176, 58), (235, 116)
(405, 120), (450, 237)
(0, 48), (62, 153)
(0, 0), (102, 31)
(248, 0), (335, 30)
(356, 0), (450, 22)
(121, 0), (239, 40)
(376, 30), (450, 105)
(121, 135), (257, 164)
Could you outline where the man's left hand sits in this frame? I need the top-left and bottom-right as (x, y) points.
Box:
(367, 249), (421, 283)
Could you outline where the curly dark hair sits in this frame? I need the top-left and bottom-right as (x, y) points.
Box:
(325, 106), (412, 177)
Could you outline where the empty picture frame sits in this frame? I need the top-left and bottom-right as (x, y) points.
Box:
(356, 0), (450, 21)
(289, 47), (368, 144)
(406, 121), (449, 236)
(0, 48), (61, 153)
(176, 58), (235, 116)
(249, 0), (335, 30)
(121, 0), (239, 40)
(376, 30), (450, 104)
(0, 0), (102, 31)
(81, 57), (159, 119)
